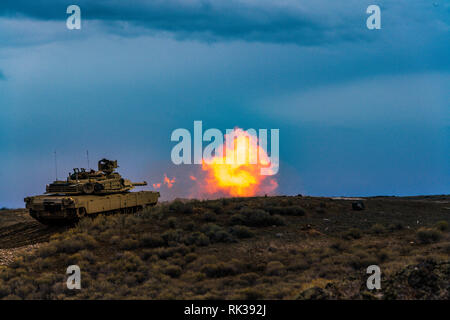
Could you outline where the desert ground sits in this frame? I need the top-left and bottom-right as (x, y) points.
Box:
(0, 195), (449, 299)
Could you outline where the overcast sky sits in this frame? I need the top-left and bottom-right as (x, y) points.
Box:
(0, 0), (448, 207)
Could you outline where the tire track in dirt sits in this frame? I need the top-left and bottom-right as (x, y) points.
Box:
(0, 221), (67, 249)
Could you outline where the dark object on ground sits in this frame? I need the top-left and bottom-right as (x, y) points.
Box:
(352, 202), (365, 211)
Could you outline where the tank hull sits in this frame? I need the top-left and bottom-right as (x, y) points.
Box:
(25, 191), (159, 225)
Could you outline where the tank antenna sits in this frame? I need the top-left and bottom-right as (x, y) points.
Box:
(86, 150), (90, 170)
(54, 150), (58, 181)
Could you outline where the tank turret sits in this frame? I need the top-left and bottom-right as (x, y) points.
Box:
(45, 158), (147, 195)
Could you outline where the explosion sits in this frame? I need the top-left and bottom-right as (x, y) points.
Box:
(152, 174), (175, 190)
(154, 127), (278, 198)
(200, 128), (277, 197)
(163, 174), (175, 188)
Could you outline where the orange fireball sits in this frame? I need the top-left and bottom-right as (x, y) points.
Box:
(201, 128), (277, 197)
(152, 183), (161, 189)
(164, 174), (175, 188)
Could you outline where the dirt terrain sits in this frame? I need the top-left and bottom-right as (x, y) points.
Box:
(0, 195), (449, 299)
(0, 209), (66, 249)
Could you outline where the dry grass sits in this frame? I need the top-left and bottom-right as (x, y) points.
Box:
(0, 195), (449, 299)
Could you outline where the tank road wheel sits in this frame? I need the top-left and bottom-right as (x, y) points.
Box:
(82, 183), (95, 194)
(77, 207), (87, 219)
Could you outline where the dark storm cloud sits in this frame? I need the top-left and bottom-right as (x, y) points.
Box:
(0, 0), (368, 45)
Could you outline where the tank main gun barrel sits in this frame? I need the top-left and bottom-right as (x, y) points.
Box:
(131, 181), (147, 186)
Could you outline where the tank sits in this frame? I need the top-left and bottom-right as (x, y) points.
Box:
(24, 159), (160, 225)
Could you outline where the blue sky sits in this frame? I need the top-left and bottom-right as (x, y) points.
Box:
(0, 0), (449, 207)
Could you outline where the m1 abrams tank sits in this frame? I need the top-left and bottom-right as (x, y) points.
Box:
(24, 159), (160, 225)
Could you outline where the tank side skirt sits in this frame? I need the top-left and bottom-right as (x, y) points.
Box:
(75, 192), (158, 215)
(26, 191), (159, 223)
